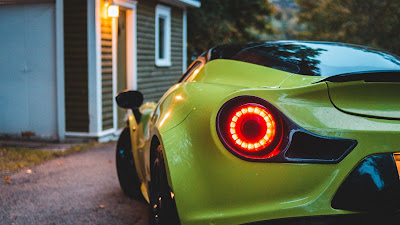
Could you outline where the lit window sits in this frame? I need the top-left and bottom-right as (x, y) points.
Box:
(155, 5), (171, 67)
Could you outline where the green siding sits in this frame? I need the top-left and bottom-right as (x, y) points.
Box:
(64, 0), (89, 132)
(137, 0), (183, 102)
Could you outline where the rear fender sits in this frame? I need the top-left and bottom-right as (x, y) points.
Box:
(145, 82), (245, 194)
(127, 114), (144, 182)
(152, 82), (243, 134)
(127, 102), (157, 187)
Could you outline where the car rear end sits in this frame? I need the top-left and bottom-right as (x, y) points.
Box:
(159, 41), (400, 224)
(161, 79), (400, 225)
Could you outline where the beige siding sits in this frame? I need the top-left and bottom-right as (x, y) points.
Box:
(64, 0), (89, 132)
(137, 0), (183, 102)
(101, 17), (114, 131)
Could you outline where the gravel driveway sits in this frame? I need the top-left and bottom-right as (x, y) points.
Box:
(0, 143), (149, 225)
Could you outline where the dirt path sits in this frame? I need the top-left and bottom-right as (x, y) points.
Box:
(0, 143), (149, 225)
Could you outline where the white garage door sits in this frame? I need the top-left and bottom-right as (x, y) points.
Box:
(0, 3), (57, 139)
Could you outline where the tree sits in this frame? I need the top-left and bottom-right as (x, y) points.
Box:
(268, 0), (305, 40)
(187, 0), (275, 61)
(296, 0), (400, 55)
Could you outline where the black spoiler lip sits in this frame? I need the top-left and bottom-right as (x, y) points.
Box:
(314, 70), (400, 83)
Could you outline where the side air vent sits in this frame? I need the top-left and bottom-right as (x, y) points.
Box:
(285, 131), (357, 163)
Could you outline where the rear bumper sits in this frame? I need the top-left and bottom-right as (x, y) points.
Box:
(243, 213), (400, 225)
(332, 153), (400, 211)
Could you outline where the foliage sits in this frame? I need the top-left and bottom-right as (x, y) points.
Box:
(187, 0), (275, 60)
(296, 0), (400, 55)
(267, 0), (305, 40)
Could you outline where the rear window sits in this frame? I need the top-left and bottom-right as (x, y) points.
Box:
(209, 41), (400, 77)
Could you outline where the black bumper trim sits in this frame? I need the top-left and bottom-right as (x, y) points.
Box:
(242, 213), (400, 225)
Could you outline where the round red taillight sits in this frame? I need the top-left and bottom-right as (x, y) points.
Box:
(229, 106), (276, 151)
(216, 97), (284, 160)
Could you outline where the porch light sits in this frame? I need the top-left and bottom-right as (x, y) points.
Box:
(108, 4), (119, 18)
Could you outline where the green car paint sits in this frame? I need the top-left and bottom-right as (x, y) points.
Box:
(129, 58), (400, 224)
(327, 81), (400, 119)
(193, 59), (294, 88)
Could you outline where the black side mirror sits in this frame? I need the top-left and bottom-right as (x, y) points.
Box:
(116, 91), (143, 122)
(116, 90), (143, 109)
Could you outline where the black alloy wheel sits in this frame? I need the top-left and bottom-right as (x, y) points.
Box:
(116, 127), (143, 200)
(150, 145), (180, 225)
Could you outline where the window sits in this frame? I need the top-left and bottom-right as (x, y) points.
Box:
(208, 42), (400, 77)
(155, 5), (171, 67)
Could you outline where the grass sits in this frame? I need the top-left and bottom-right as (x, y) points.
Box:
(0, 142), (96, 172)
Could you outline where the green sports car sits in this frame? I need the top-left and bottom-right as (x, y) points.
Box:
(115, 41), (400, 225)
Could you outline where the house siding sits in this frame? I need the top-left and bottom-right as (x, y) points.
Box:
(137, 0), (183, 102)
(64, 0), (89, 132)
(101, 16), (114, 131)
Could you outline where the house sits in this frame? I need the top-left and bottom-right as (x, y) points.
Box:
(0, 0), (200, 142)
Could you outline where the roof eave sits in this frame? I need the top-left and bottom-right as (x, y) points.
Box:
(159, 0), (201, 8)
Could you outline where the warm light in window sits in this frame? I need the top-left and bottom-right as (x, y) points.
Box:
(108, 5), (119, 18)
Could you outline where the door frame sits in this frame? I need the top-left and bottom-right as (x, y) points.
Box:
(79, 0), (137, 141)
(112, 0), (137, 131)
(56, 0), (65, 140)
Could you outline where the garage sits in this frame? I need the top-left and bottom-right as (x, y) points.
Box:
(0, 1), (57, 139)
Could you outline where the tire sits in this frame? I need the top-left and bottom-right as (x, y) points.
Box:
(116, 127), (143, 200)
(149, 145), (181, 225)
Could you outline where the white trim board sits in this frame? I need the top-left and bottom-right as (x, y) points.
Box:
(112, 1), (138, 133)
(65, 128), (122, 142)
(114, 0), (138, 90)
(182, 9), (187, 73)
(65, 131), (113, 138)
(159, 0), (200, 8)
(126, 8), (138, 90)
(177, 0), (200, 7)
(55, 0), (65, 140)
(155, 4), (171, 67)
(112, 16), (118, 132)
(88, 0), (102, 134)
(114, 0), (137, 9)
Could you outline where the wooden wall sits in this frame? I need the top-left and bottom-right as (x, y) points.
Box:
(64, 0), (89, 132)
(101, 16), (114, 131)
(137, 0), (183, 102)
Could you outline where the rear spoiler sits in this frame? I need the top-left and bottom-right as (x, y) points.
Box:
(315, 70), (400, 83)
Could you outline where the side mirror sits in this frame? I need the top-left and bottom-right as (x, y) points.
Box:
(115, 90), (143, 109)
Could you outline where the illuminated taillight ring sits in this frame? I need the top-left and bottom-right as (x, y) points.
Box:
(216, 96), (284, 160)
(229, 105), (276, 151)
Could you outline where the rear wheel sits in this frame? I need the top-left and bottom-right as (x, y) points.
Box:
(116, 128), (143, 200)
(149, 145), (180, 225)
